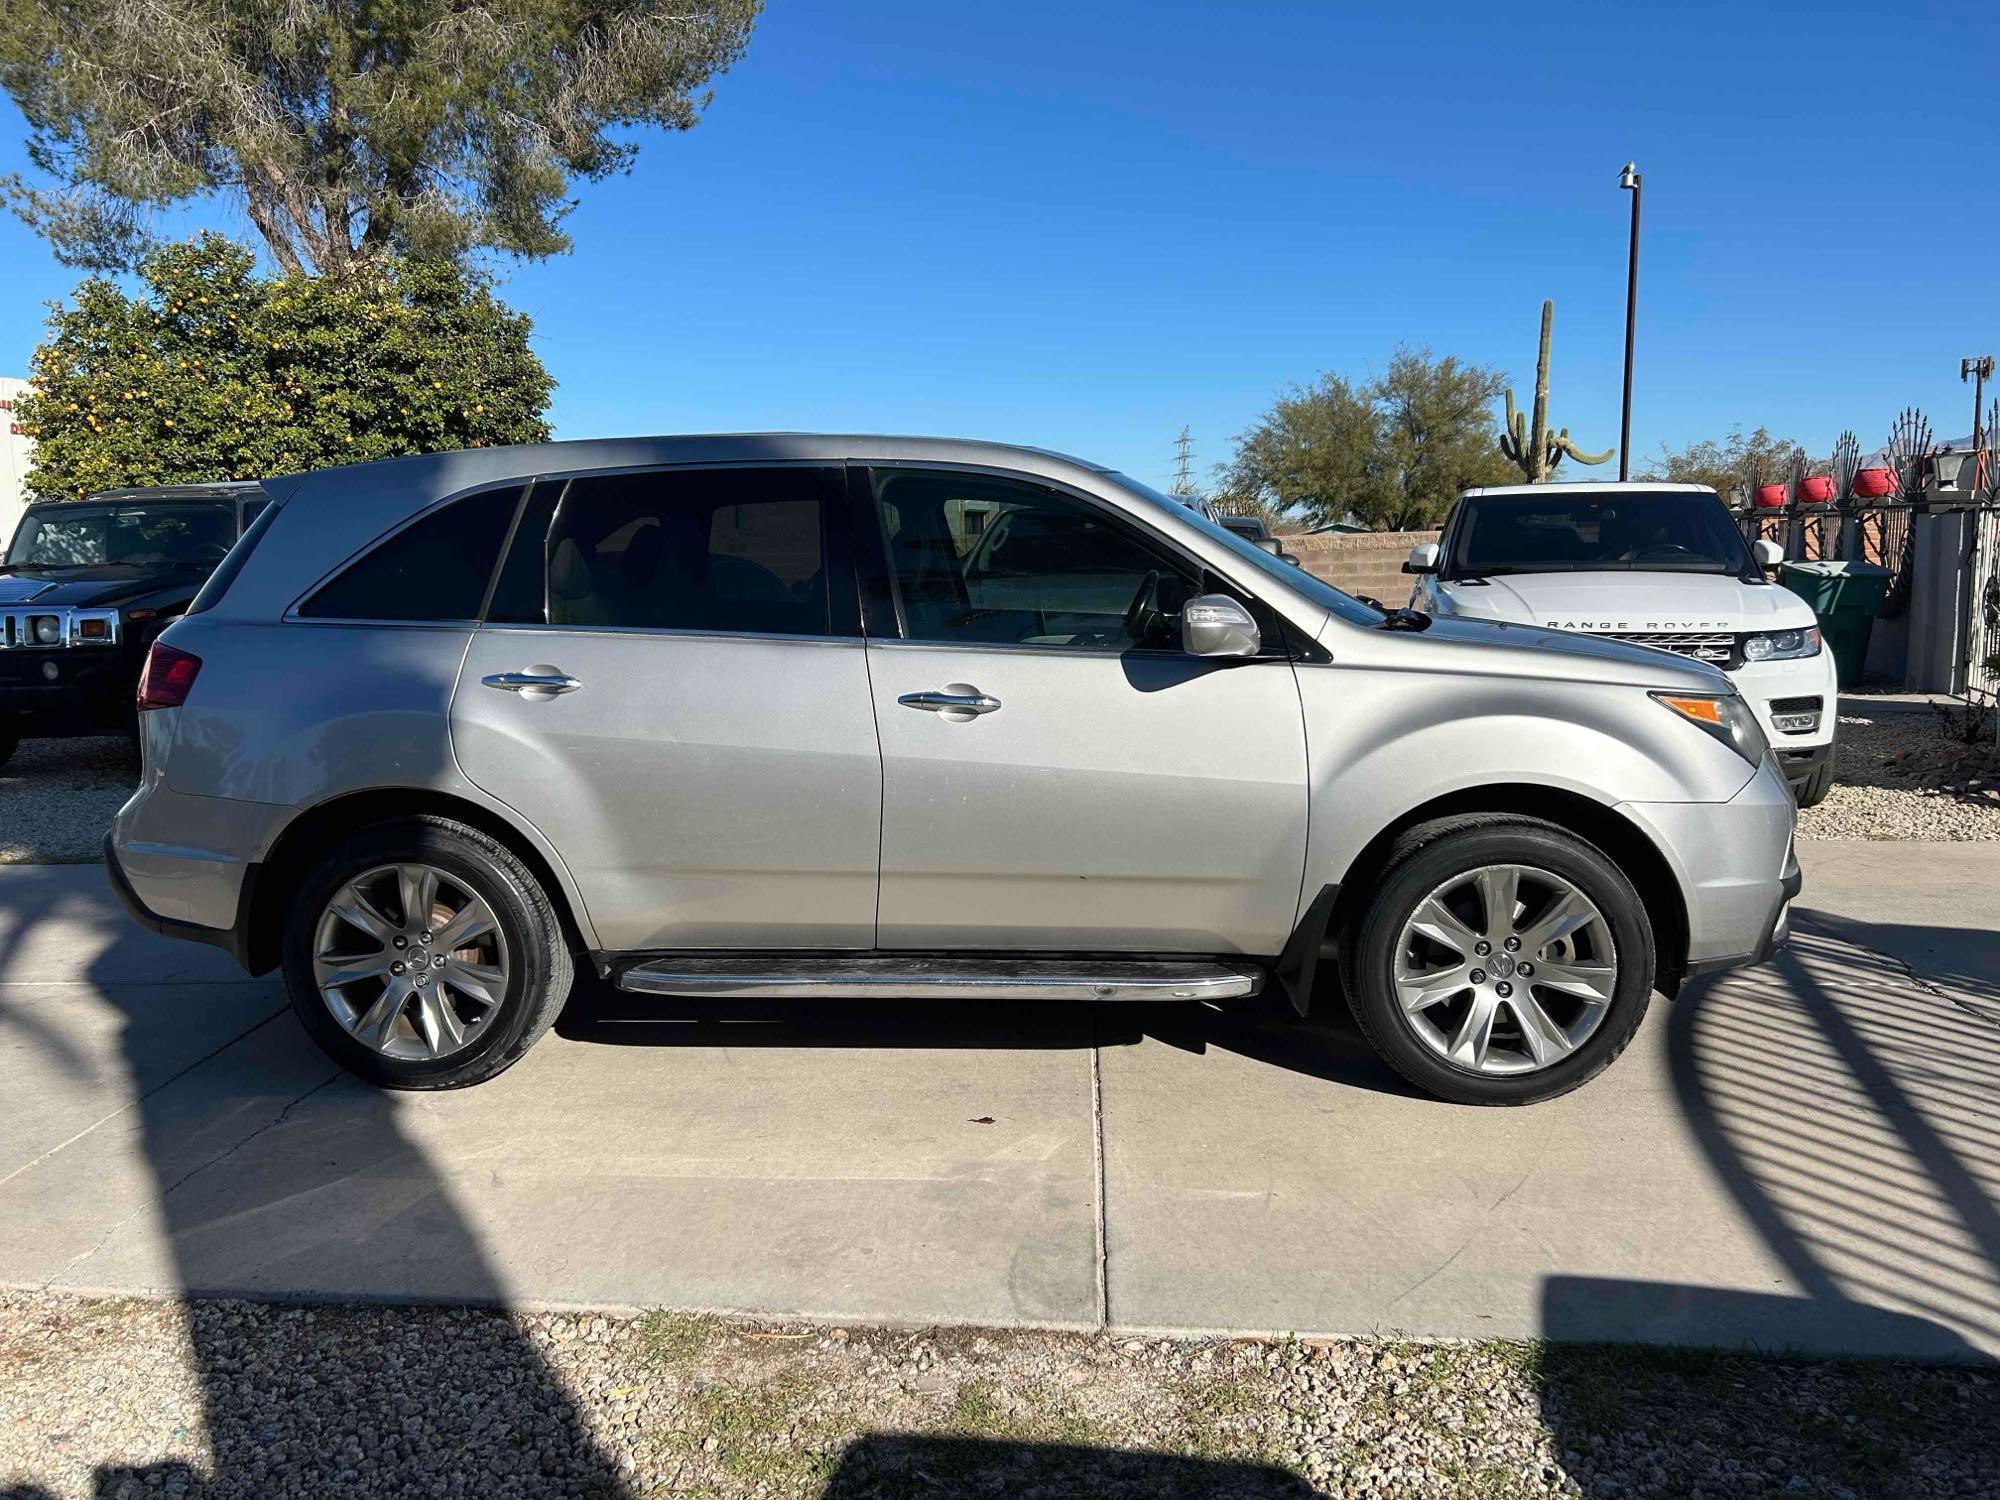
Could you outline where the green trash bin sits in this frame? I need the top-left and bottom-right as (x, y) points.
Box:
(1778, 559), (1890, 686)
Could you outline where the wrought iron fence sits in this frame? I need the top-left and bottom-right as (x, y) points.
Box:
(1967, 429), (2000, 711)
(1731, 412), (1947, 618)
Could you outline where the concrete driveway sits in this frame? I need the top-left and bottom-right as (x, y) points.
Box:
(2, 842), (1996, 1361)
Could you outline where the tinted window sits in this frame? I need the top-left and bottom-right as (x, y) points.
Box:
(1451, 491), (1753, 577)
(6, 502), (236, 567)
(538, 467), (833, 635)
(874, 470), (1194, 650)
(299, 484), (523, 620)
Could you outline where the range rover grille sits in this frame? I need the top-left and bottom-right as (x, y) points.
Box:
(1592, 630), (1741, 669)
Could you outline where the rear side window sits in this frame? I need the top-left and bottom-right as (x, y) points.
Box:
(299, 485), (525, 621)
(520, 467), (837, 636)
(186, 491), (281, 616)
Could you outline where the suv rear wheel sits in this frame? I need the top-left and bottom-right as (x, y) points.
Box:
(1343, 816), (1655, 1106)
(280, 816), (573, 1089)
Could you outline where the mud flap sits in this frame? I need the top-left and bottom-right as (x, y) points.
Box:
(1273, 883), (1340, 1017)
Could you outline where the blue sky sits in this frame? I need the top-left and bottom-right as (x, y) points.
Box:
(0, 0), (1993, 491)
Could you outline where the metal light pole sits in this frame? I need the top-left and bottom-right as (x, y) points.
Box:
(1618, 162), (1642, 482)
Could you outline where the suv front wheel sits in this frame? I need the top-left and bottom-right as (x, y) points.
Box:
(1343, 816), (1655, 1106)
(281, 816), (574, 1089)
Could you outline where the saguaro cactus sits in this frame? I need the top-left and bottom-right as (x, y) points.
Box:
(1499, 300), (1615, 483)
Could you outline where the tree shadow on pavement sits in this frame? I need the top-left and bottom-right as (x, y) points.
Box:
(2, 911), (631, 1498)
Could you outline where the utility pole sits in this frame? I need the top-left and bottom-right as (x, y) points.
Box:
(1964, 355), (1993, 489)
(1618, 163), (1642, 482)
(1172, 426), (1196, 495)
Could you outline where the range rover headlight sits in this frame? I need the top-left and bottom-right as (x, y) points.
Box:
(1652, 691), (1770, 766)
(1743, 626), (1822, 662)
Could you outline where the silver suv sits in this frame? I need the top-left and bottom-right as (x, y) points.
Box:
(106, 435), (1798, 1105)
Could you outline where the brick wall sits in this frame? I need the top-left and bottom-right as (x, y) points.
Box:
(1279, 528), (1439, 606)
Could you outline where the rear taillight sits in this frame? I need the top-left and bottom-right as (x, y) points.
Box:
(136, 641), (201, 711)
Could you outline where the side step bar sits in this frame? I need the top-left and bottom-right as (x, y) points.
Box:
(615, 955), (1264, 1002)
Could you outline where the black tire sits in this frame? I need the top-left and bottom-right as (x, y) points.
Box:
(0, 731), (16, 773)
(1341, 815), (1655, 1106)
(281, 815), (573, 1090)
(1793, 758), (1835, 809)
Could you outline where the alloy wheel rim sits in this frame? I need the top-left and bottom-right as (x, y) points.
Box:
(1392, 862), (1617, 1077)
(312, 863), (510, 1061)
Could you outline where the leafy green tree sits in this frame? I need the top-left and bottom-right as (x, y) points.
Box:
(0, 0), (759, 274)
(1214, 348), (1511, 530)
(1640, 427), (1807, 496)
(1212, 372), (1380, 529)
(16, 234), (553, 499)
(1374, 348), (1514, 529)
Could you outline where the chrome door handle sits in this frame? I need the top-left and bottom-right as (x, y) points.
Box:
(482, 670), (582, 696)
(898, 688), (1002, 716)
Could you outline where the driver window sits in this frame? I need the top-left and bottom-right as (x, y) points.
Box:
(873, 470), (1195, 650)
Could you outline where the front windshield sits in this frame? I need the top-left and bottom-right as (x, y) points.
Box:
(1105, 473), (1385, 625)
(1449, 491), (1753, 578)
(5, 503), (237, 568)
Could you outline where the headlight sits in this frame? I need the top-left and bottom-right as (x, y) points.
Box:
(30, 615), (61, 645)
(1743, 626), (1822, 662)
(1652, 691), (1770, 765)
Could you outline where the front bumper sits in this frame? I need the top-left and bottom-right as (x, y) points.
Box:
(0, 646), (143, 736)
(1731, 652), (1839, 751)
(1618, 754), (1799, 978)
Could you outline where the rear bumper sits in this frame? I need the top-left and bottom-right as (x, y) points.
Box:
(104, 832), (256, 970)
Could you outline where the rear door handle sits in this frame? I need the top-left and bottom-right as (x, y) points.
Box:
(898, 688), (1002, 716)
(482, 670), (582, 696)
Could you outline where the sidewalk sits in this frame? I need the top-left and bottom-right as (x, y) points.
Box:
(1, 842), (1996, 1359)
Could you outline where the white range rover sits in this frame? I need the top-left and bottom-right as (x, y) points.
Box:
(1404, 482), (1839, 806)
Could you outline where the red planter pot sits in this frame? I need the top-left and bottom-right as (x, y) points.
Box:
(1753, 483), (1787, 509)
(1796, 475), (1835, 503)
(1852, 467), (1895, 499)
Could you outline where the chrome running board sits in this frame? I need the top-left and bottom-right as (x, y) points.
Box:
(614, 954), (1263, 1002)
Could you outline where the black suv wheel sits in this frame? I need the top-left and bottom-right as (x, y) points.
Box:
(1343, 816), (1655, 1106)
(281, 815), (573, 1090)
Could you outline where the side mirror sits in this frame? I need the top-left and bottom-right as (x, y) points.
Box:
(1254, 537), (1283, 557)
(1182, 594), (1261, 658)
(1402, 542), (1440, 575)
(1752, 538), (1783, 567)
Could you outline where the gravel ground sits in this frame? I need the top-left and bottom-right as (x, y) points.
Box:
(0, 736), (136, 864)
(2, 1292), (1994, 1499)
(1797, 700), (2000, 842)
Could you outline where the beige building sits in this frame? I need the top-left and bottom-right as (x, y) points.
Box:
(0, 376), (34, 550)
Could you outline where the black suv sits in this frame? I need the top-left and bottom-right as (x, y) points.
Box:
(0, 482), (265, 768)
